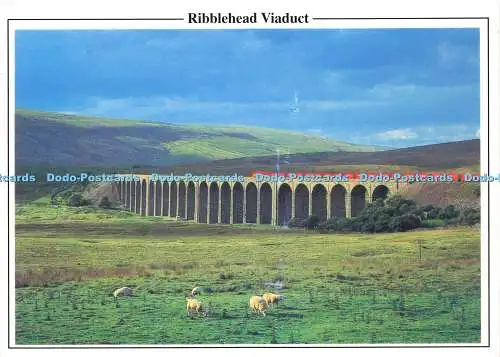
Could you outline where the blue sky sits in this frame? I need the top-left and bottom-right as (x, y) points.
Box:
(15, 28), (480, 148)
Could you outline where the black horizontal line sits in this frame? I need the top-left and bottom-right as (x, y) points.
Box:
(312, 17), (489, 20)
(8, 18), (185, 21)
(7, 17), (489, 22)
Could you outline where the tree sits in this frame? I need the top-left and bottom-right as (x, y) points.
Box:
(389, 214), (421, 232)
(68, 193), (90, 207)
(99, 196), (112, 209)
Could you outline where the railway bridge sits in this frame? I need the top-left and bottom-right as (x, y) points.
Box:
(113, 174), (402, 225)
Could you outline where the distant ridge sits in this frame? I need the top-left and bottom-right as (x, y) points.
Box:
(152, 139), (480, 176)
(15, 109), (388, 166)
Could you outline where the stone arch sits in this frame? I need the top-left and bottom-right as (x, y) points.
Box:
(295, 184), (309, 220)
(118, 182), (122, 202)
(154, 181), (162, 216)
(115, 182), (121, 202)
(312, 184), (327, 222)
(330, 184), (346, 218)
(126, 180), (132, 210)
(134, 181), (140, 214)
(148, 180), (155, 216)
(162, 182), (169, 216)
(209, 182), (219, 224)
(232, 182), (244, 224)
(186, 182), (196, 220)
(141, 179), (147, 216)
(245, 182), (257, 223)
(220, 182), (231, 224)
(259, 183), (272, 224)
(351, 185), (367, 217)
(278, 183), (292, 226)
(198, 182), (208, 223)
(178, 181), (186, 218)
(372, 185), (389, 201)
(169, 181), (178, 217)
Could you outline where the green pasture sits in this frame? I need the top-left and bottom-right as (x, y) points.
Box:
(14, 204), (481, 345)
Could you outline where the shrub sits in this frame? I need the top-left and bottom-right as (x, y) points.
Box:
(360, 220), (376, 233)
(68, 193), (90, 207)
(374, 213), (392, 233)
(305, 215), (320, 229)
(384, 195), (418, 216)
(288, 217), (306, 228)
(99, 196), (112, 209)
(459, 208), (480, 225)
(414, 204), (441, 220)
(318, 217), (353, 232)
(439, 205), (460, 220)
(389, 214), (422, 232)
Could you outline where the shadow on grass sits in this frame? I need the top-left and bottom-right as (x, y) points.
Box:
(15, 222), (306, 238)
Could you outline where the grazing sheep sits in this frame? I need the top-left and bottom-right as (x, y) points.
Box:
(186, 297), (206, 318)
(249, 295), (268, 316)
(263, 293), (286, 308)
(191, 286), (202, 296)
(113, 286), (134, 299)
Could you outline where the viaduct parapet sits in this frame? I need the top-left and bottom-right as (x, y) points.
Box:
(113, 175), (402, 225)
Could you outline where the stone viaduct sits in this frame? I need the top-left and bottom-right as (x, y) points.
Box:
(113, 175), (402, 225)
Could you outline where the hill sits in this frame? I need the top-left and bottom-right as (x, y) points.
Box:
(133, 139), (480, 176)
(15, 109), (386, 166)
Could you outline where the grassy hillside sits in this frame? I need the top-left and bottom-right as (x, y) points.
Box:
(15, 109), (384, 166)
(131, 139), (480, 176)
(15, 204), (480, 344)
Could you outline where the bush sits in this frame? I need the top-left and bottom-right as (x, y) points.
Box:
(389, 214), (422, 232)
(360, 220), (376, 233)
(384, 195), (417, 216)
(99, 196), (112, 209)
(458, 208), (480, 225)
(374, 213), (392, 233)
(356, 198), (385, 219)
(311, 195), (477, 233)
(67, 193), (90, 207)
(414, 204), (441, 220)
(305, 215), (320, 230)
(318, 217), (354, 233)
(439, 205), (460, 220)
(287, 217), (306, 228)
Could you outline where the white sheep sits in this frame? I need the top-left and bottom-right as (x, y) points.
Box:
(186, 297), (206, 317)
(191, 286), (202, 296)
(113, 286), (134, 299)
(249, 295), (268, 316)
(263, 293), (286, 308)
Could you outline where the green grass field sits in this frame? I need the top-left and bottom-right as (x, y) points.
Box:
(15, 204), (481, 345)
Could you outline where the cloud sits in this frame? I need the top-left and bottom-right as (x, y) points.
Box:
(368, 84), (417, 99)
(475, 128), (480, 138)
(375, 128), (419, 141)
(74, 96), (393, 121)
(349, 124), (479, 147)
(437, 42), (479, 67)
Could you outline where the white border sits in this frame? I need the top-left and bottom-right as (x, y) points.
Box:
(1, 1), (499, 356)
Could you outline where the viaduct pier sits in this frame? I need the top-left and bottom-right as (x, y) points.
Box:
(113, 175), (401, 225)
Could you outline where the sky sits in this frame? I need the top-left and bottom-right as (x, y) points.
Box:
(15, 28), (480, 148)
